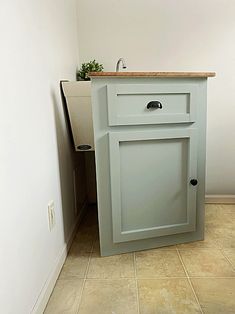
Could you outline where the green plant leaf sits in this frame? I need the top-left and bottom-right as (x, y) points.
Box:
(76, 60), (104, 81)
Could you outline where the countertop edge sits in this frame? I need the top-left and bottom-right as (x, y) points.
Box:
(88, 71), (216, 78)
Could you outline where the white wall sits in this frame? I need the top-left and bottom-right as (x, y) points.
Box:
(0, 1), (80, 313)
(77, 0), (235, 195)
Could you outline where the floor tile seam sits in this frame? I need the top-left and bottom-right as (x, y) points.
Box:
(176, 248), (204, 314)
(74, 278), (85, 314)
(187, 277), (206, 314)
(133, 252), (140, 314)
(176, 246), (234, 279)
(188, 276), (235, 279)
(59, 275), (235, 281)
(84, 277), (137, 281)
(136, 248), (177, 253)
(220, 249), (235, 272)
(45, 281), (82, 314)
(177, 247), (224, 251)
(135, 276), (188, 279)
(57, 276), (87, 280)
(82, 276), (189, 280)
(179, 246), (220, 250)
(176, 248), (189, 278)
(76, 242), (94, 314)
(176, 247), (218, 250)
(84, 242), (94, 279)
(74, 291), (83, 314)
(85, 276), (137, 280)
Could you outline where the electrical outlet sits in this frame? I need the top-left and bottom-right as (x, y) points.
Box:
(48, 200), (55, 231)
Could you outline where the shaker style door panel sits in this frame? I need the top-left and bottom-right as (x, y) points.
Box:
(109, 128), (197, 243)
(107, 84), (197, 126)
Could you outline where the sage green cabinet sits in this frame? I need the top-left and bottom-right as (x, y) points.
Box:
(107, 83), (197, 125)
(91, 76), (208, 256)
(109, 128), (197, 243)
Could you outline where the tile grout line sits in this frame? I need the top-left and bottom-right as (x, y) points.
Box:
(220, 249), (235, 272)
(74, 275), (235, 280)
(76, 239), (94, 314)
(83, 276), (190, 280)
(176, 248), (204, 314)
(133, 252), (140, 314)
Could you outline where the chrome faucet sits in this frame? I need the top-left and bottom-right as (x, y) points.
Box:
(116, 58), (127, 72)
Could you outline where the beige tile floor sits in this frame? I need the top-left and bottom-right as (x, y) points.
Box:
(44, 204), (235, 314)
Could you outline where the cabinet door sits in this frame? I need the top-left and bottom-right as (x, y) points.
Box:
(109, 128), (197, 243)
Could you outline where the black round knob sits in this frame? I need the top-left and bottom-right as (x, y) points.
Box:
(190, 179), (198, 186)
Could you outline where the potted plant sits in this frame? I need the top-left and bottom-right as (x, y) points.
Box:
(77, 60), (104, 81)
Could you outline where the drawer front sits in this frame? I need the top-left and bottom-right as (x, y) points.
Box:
(107, 84), (197, 126)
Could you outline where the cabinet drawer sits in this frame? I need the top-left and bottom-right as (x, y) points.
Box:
(107, 84), (197, 126)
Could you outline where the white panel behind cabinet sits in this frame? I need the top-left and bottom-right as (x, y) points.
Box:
(62, 81), (94, 151)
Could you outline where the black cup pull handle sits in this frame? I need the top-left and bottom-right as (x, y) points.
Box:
(146, 101), (162, 110)
(190, 179), (198, 186)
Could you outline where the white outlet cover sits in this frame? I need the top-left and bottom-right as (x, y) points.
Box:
(48, 200), (55, 231)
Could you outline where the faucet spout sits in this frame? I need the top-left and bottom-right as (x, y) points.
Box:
(116, 58), (127, 72)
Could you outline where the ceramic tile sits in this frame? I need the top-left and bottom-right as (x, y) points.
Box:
(135, 249), (186, 278)
(44, 278), (83, 314)
(177, 229), (218, 249)
(87, 252), (135, 278)
(46, 204), (235, 313)
(210, 227), (235, 248)
(220, 204), (235, 216)
(179, 249), (235, 277)
(205, 204), (221, 221)
(78, 279), (138, 314)
(222, 249), (235, 268)
(205, 205), (226, 228)
(59, 253), (90, 279)
(191, 278), (235, 314)
(205, 204), (235, 230)
(70, 232), (94, 254)
(138, 278), (201, 314)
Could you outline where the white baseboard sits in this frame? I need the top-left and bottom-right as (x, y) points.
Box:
(205, 194), (235, 204)
(31, 202), (87, 314)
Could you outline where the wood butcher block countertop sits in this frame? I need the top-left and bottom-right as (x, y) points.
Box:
(89, 71), (216, 78)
